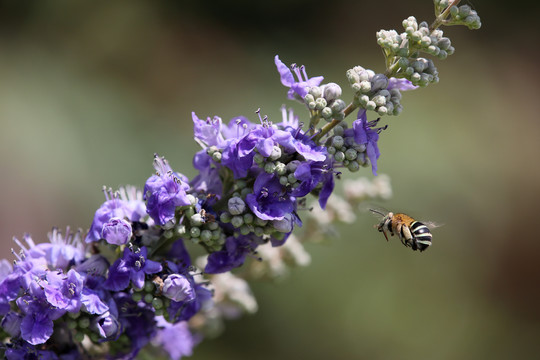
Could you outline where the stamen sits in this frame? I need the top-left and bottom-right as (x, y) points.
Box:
(300, 65), (308, 81)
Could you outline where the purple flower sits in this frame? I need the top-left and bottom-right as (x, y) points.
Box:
(162, 274), (195, 303)
(43, 269), (84, 313)
(1, 311), (22, 337)
(190, 151), (223, 196)
(275, 55), (324, 100)
(16, 295), (65, 345)
(246, 173), (296, 221)
(5, 341), (60, 360)
(168, 283), (212, 322)
(205, 236), (256, 274)
(292, 157), (335, 209)
(104, 246), (162, 291)
(144, 155), (191, 226)
(92, 298), (122, 340)
(388, 77), (418, 91)
(86, 195), (129, 243)
(152, 318), (199, 360)
(221, 132), (259, 179)
(101, 217), (132, 245)
(352, 109), (387, 175)
(281, 126), (327, 162)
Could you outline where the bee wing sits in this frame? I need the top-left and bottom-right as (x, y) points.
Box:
(422, 220), (443, 229)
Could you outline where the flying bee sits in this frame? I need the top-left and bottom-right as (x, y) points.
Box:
(369, 209), (437, 252)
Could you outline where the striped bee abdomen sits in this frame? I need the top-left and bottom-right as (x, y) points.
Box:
(410, 221), (432, 252)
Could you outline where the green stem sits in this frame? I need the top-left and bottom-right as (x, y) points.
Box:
(430, 0), (461, 32)
(313, 102), (358, 143)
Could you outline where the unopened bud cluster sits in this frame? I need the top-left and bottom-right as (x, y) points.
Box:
(346, 67), (403, 116)
(304, 83), (347, 121)
(327, 123), (369, 172)
(434, 0), (481, 30)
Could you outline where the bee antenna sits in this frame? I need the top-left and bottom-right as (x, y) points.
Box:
(369, 208), (385, 216)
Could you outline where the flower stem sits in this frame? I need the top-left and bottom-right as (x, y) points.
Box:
(313, 102), (358, 143)
(430, 0), (461, 32)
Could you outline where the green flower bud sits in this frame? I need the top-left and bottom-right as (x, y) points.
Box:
(240, 225), (252, 236)
(190, 227), (201, 238)
(333, 125), (344, 137)
(144, 294), (154, 304)
(78, 317), (90, 329)
(321, 107), (333, 119)
(315, 97), (327, 110)
(211, 230), (221, 240)
(220, 212), (231, 223)
(275, 162), (287, 175)
(327, 146), (336, 155)
(231, 215), (244, 228)
(264, 162), (276, 174)
(304, 94), (315, 103)
(334, 151), (345, 162)
(200, 229), (212, 243)
(345, 148), (358, 161)
(254, 217), (268, 227)
(331, 136), (344, 149)
(366, 101), (377, 111)
(348, 161), (360, 172)
(254, 153), (265, 164)
(243, 213), (254, 224)
(287, 173), (297, 184)
(309, 86), (322, 98)
(240, 187), (251, 197)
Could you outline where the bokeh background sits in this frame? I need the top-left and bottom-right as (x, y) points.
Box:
(1, 1), (539, 359)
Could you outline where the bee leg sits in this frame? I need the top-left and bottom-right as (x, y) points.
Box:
(402, 225), (413, 247)
(395, 223), (405, 246)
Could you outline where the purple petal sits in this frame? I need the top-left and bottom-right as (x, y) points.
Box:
(275, 55), (294, 86)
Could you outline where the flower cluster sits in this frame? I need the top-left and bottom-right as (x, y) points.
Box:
(0, 1), (480, 358)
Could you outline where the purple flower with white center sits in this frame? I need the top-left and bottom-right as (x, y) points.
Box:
(86, 188), (130, 243)
(144, 154), (191, 226)
(388, 77), (418, 91)
(246, 173), (296, 221)
(101, 217), (132, 245)
(43, 269), (84, 313)
(152, 318), (199, 360)
(220, 116), (254, 140)
(352, 109), (387, 175)
(104, 246), (162, 291)
(275, 55), (324, 100)
(12, 229), (85, 271)
(162, 274), (195, 302)
(205, 236), (257, 274)
(118, 185), (148, 223)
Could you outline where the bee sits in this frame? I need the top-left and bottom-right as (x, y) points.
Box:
(369, 209), (435, 252)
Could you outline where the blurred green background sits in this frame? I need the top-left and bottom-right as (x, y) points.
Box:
(1, 1), (539, 359)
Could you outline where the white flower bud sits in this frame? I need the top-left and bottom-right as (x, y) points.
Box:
(323, 82), (342, 101)
(228, 197), (246, 215)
